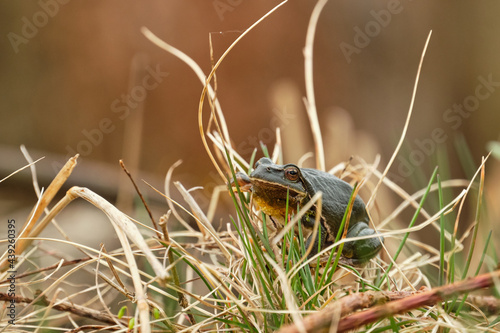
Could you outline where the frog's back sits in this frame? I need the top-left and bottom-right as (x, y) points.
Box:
(301, 168), (369, 226)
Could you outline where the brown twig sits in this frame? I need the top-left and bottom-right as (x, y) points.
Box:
(0, 292), (128, 326)
(278, 269), (500, 333)
(116, 55), (148, 215)
(0, 257), (90, 284)
(119, 160), (161, 239)
(66, 325), (122, 332)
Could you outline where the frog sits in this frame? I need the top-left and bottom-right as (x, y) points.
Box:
(232, 157), (383, 264)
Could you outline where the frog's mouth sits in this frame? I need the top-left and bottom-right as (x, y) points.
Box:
(230, 173), (307, 199)
(249, 178), (307, 199)
(229, 172), (253, 192)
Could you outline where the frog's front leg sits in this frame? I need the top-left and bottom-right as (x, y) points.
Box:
(342, 222), (383, 264)
(301, 212), (328, 259)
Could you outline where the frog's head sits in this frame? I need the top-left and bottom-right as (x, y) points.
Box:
(244, 157), (308, 216)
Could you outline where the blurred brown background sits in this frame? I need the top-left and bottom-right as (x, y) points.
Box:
(1, 1), (499, 252)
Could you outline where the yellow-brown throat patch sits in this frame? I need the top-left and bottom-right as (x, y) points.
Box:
(250, 177), (306, 218)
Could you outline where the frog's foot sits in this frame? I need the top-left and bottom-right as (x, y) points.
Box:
(342, 222), (384, 264)
(309, 255), (365, 268)
(308, 256), (331, 267)
(338, 257), (371, 267)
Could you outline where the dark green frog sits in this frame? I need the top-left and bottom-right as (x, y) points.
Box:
(233, 157), (383, 264)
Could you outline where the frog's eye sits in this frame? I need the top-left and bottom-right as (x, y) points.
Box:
(284, 166), (299, 181)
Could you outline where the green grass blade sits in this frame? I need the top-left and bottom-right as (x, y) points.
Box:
(377, 166), (438, 288)
(438, 174), (446, 287)
(461, 162), (485, 280)
(317, 183), (359, 293)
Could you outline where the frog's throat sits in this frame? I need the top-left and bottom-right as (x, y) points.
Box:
(249, 177), (307, 217)
(253, 197), (296, 219)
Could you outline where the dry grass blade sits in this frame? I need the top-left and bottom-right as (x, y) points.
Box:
(196, 0), (288, 181)
(303, 0), (328, 171)
(370, 189), (465, 239)
(378, 178), (470, 230)
(20, 145), (44, 197)
(140, 27), (232, 182)
(99, 244), (128, 294)
(0, 292), (128, 327)
(22, 154), (78, 236)
(367, 31), (433, 209)
(119, 160), (161, 238)
(164, 160), (196, 233)
(207, 131), (249, 171)
(0, 257), (90, 285)
(0, 154), (78, 272)
(0, 153), (44, 184)
(68, 186), (168, 282)
(70, 188), (152, 332)
(174, 182), (231, 261)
